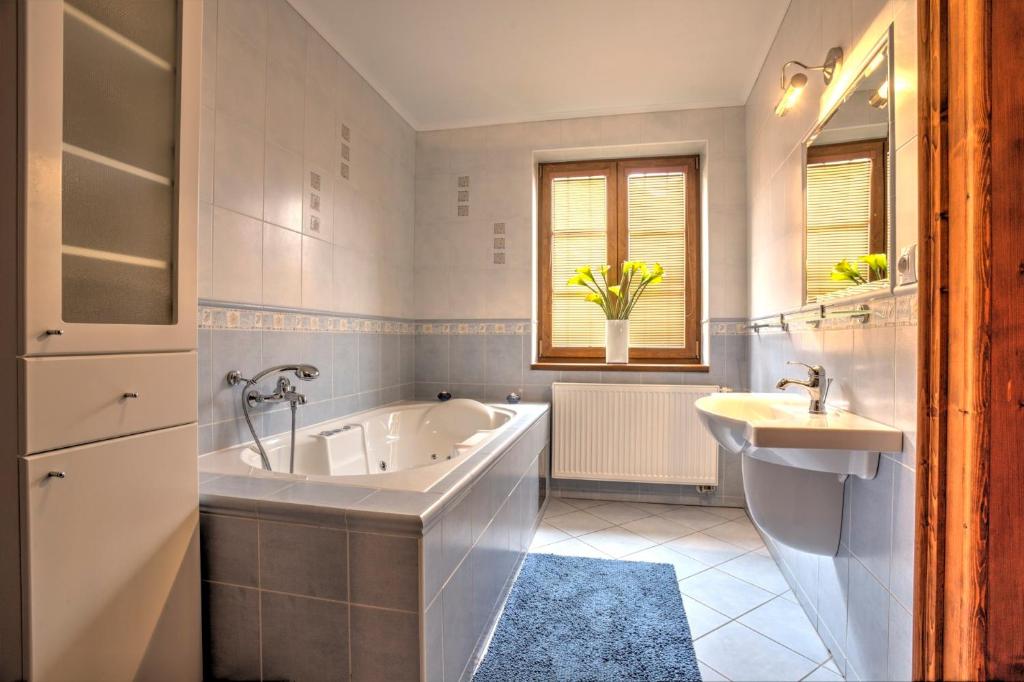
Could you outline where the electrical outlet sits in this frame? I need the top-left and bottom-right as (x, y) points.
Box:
(897, 243), (918, 286)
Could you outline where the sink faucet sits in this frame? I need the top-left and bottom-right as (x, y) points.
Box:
(776, 361), (832, 414)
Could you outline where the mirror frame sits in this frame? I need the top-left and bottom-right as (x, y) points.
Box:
(801, 24), (896, 307)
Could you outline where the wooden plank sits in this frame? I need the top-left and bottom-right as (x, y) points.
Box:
(986, 0), (1024, 676)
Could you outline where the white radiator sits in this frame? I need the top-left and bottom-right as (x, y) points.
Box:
(551, 382), (721, 485)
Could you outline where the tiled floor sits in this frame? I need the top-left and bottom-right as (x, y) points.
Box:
(530, 497), (844, 682)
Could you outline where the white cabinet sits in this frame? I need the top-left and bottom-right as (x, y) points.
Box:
(20, 425), (201, 682)
(21, 0), (201, 355)
(13, 2), (204, 679)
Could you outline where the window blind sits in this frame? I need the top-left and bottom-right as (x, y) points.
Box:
(805, 157), (874, 301)
(550, 175), (608, 348)
(626, 171), (687, 349)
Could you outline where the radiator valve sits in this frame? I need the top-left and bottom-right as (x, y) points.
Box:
(696, 485), (717, 495)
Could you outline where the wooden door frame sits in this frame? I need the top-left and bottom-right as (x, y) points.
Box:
(914, 0), (1024, 678)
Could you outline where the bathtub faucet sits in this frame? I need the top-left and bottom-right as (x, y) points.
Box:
(226, 365), (320, 471)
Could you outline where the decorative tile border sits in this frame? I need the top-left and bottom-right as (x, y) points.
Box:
(415, 318), (750, 336)
(198, 304), (415, 334)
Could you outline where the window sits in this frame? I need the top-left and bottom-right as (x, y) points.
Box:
(804, 139), (888, 302)
(537, 156), (702, 365)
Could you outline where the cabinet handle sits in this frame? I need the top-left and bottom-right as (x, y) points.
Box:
(122, 392), (140, 399)
(44, 329), (63, 336)
(47, 471), (66, 479)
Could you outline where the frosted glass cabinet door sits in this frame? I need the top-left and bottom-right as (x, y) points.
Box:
(21, 0), (201, 354)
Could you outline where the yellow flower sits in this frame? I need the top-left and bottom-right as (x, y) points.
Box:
(608, 285), (622, 297)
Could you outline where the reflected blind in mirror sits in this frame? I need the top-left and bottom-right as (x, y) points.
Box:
(805, 157), (873, 301)
(627, 172), (686, 349)
(550, 176), (608, 348)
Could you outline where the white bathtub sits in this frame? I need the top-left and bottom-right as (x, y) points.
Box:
(200, 399), (519, 492)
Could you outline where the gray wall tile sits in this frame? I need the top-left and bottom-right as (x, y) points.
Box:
(416, 335), (449, 383)
(850, 455), (894, 588)
(198, 329), (213, 425)
(358, 333), (382, 392)
(349, 532), (419, 611)
(380, 334), (401, 387)
(260, 591), (348, 682)
(450, 335), (486, 383)
(200, 513), (258, 587)
(332, 333), (358, 397)
(259, 520), (347, 600)
(350, 606), (420, 681)
(211, 330), (260, 422)
(202, 582), (261, 682)
(846, 559), (890, 682)
(485, 334), (522, 386)
(300, 331), (333, 402)
(887, 597), (912, 682)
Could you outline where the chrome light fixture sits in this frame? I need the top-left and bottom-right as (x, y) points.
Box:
(774, 47), (844, 117)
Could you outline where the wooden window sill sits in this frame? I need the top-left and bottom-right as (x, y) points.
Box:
(531, 361), (709, 373)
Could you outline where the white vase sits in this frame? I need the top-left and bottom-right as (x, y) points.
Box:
(605, 319), (629, 363)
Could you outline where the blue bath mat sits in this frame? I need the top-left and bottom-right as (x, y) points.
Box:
(473, 553), (701, 682)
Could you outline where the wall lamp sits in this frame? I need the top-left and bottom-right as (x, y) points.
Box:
(773, 47), (844, 117)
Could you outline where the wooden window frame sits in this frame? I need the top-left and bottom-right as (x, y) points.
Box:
(537, 155), (702, 366)
(805, 139), (889, 284)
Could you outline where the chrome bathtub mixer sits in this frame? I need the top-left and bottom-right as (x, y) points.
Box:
(226, 364), (320, 472)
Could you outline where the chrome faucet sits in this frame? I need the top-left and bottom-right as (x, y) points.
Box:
(776, 361), (832, 414)
(226, 365), (320, 471)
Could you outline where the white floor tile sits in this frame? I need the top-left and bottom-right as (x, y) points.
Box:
(681, 594), (731, 638)
(659, 506), (731, 531)
(718, 551), (791, 594)
(625, 501), (685, 513)
(537, 536), (612, 560)
(545, 509), (615, 536)
(530, 522), (570, 549)
(703, 519), (766, 550)
(706, 506), (749, 520)
(558, 496), (605, 510)
(699, 661), (730, 681)
(822, 658), (840, 674)
(803, 664), (844, 681)
(781, 589), (799, 604)
(695, 622), (819, 682)
(665, 532), (747, 566)
(624, 544), (709, 581)
(678, 569), (774, 618)
(577, 527), (656, 558)
(739, 597), (831, 663)
(619, 514), (696, 543)
(585, 501), (653, 525)
(543, 498), (577, 518)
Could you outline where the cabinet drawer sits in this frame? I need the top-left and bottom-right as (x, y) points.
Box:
(20, 351), (197, 454)
(21, 424), (200, 681)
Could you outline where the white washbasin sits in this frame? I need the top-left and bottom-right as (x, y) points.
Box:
(695, 392), (902, 478)
(695, 391), (905, 556)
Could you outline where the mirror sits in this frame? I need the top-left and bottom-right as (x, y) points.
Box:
(803, 32), (893, 304)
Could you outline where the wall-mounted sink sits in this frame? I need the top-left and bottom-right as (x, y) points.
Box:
(695, 392), (902, 479)
(695, 392), (904, 556)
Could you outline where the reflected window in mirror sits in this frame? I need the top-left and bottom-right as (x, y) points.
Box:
(805, 139), (888, 301)
(804, 35), (893, 304)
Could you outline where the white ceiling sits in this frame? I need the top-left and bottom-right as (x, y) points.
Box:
(289, 0), (792, 131)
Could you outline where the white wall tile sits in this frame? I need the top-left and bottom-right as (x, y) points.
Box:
(198, 202), (214, 299)
(214, 113), (264, 219)
(301, 235), (333, 311)
(263, 142), (303, 231)
(261, 223), (301, 307)
(212, 207), (262, 304)
(215, 13), (267, 133)
(202, 0), (415, 317)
